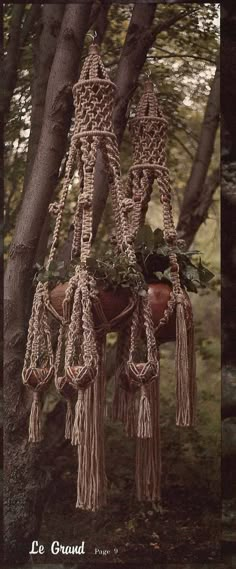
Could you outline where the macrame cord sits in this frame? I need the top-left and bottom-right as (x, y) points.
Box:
(22, 48), (196, 511)
(127, 80), (196, 428)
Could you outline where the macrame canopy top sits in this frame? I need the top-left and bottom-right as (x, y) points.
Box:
(130, 79), (168, 171)
(72, 44), (116, 140)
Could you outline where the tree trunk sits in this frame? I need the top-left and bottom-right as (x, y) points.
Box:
(177, 56), (220, 247)
(26, 4), (65, 265)
(2, 4), (41, 119)
(4, 4), (92, 563)
(23, 4), (65, 191)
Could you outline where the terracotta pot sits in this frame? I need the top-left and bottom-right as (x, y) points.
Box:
(148, 282), (176, 342)
(49, 282), (135, 332)
(22, 366), (54, 390)
(49, 282), (190, 342)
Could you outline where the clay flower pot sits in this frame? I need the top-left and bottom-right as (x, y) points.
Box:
(22, 366), (54, 390)
(49, 281), (190, 342)
(148, 282), (176, 342)
(49, 282), (136, 332)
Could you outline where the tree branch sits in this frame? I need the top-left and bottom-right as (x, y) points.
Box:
(172, 134), (194, 160)
(177, 55), (220, 247)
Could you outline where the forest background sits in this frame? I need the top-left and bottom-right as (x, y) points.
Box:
(2, 2), (233, 567)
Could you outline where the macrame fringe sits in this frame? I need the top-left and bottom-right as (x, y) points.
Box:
(29, 392), (42, 443)
(65, 399), (73, 440)
(187, 309), (197, 425)
(76, 340), (107, 511)
(135, 380), (161, 502)
(72, 391), (85, 446)
(137, 386), (152, 438)
(112, 379), (128, 425)
(176, 298), (195, 427)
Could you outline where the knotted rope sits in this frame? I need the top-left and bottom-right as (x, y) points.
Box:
(127, 79), (196, 429)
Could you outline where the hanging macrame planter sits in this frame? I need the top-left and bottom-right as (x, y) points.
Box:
(22, 44), (196, 511)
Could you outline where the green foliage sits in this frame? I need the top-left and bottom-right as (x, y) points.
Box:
(35, 252), (147, 295)
(34, 226), (214, 296)
(86, 251), (147, 294)
(135, 225), (214, 292)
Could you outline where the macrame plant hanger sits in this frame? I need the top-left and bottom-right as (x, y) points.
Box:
(22, 42), (139, 512)
(113, 79), (196, 502)
(127, 78), (196, 428)
(22, 45), (196, 512)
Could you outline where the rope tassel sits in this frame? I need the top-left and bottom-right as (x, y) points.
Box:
(29, 392), (42, 443)
(72, 391), (85, 446)
(176, 296), (195, 427)
(137, 385), (152, 438)
(187, 309), (197, 425)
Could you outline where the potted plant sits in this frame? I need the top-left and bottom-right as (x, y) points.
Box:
(34, 225), (214, 342)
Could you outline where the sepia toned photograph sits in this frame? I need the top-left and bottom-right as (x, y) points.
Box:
(2, 1), (234, 568)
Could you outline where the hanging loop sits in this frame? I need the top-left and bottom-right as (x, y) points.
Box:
(86, 30), (98, 44)
(144, 69), (151, 79)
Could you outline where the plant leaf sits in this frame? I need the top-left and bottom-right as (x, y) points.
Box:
(153, 228), (165, 247)
(135, 224), (154, 250)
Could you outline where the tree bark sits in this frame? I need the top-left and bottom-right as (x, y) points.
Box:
(177, 56), (220, 247)
(25, 4), (65, 266)
(23, 4), (65, 191)
(2, 4), (41, 119)
(4, 4), (92, 563)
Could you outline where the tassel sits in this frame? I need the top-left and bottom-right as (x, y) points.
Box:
(176, 296), (193, 426)
(72, 390), (85, 446)
(76, 341), (107, 511)
(29, 391), (42, 443)
(135, 381), (161, 502)
(187, 312), (197, 425)
(137, 385), (152, 438)
(65, 399), (73, 440)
